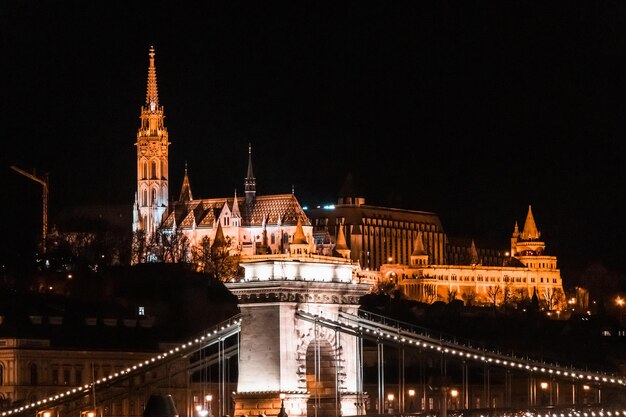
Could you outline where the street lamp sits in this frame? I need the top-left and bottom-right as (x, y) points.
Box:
(407, 389), (415, 412)
(277, 393), (288, 417)
(206, 394), (212, 417)
(449, 390), (458, 410)
(616, 296), (624, 324)
(387, 394), (394, 414)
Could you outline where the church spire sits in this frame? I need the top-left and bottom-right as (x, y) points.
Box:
(232, 189), (241, 218)
(178, 163), (193, 202)
(521, 205), (541, 240)
(133, 46), (169, 240)
(245, 143), (256, 205)
(146, 46), (159, 109)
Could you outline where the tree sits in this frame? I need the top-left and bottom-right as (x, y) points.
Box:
(160, 229), (190, 263)
(373, 279), (398, 298)
(446, 289), (458, 303)
(461, 292), (476, 307)
(131, 230), (148, 264)
(541, 287), (565, 311)
(502, 282), (514, 306)
(422, 283), (438, 304)
(487, 285), (501, 307)
(192, 227), (240, 282)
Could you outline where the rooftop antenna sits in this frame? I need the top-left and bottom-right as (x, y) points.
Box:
(10, 165), (49, 253)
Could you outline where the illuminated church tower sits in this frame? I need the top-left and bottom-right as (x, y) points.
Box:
(133, 47), (170, 237)
(510, 205), (557, 269)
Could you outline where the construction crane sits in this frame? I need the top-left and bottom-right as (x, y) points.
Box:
(10, 165), (49, 254)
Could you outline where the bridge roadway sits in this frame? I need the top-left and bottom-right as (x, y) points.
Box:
(2, 311), (625, 417)
(1, 315), (242, 417)
(295, 310), (626, 390)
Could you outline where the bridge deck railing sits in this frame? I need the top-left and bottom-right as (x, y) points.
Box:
(295, 310), (626, 390)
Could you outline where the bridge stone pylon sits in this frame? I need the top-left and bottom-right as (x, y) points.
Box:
(226, 256), (371, 417)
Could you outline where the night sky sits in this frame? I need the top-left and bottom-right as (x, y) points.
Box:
(1, 1), (624, 276)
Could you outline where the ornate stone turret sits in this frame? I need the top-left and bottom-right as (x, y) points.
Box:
(333, 225), (350, 259)
(510, 205), (556, 269)
(231, 189), (241, 222)
(133, 46), (170, 238)
(469, 239), (480, 266)
(409, 232), (429, 266)
(520, 205), (541, 240)
(511, 205), (545, 257)
(289, 218), (309, 255)
(245, 143), (256, 205)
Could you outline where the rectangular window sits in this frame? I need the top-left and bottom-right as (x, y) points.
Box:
(63, 370), (70, 385)
(75, 369), (82, 386)
(52, 369), (59, 385)
(138, 306), (145, 316)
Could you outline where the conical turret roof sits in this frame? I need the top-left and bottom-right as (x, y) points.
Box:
(232, 190), (241, 217)
(521, 205), (541, 240)
(212, 222), (227, 250)
(469, 239), (480, 265)
(292, 218), (308, 244)
(334, 225), (349, 250)
(411, 232), (428, 256)
(178, 164), (193, 202)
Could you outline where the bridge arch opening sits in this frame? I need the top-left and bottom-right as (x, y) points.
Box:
(306, 338), (337, 417)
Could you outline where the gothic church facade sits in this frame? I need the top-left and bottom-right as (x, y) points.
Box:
(132, 48), (313, 256)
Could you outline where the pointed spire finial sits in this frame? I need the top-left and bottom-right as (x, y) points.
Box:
(146, 46), (159, 109)
(245, 142), (256, 204)
(179, 165), (193, 202)
(521, 205), (541, 240)
(292, 218), (308, 245)
(411, 232), (428, 256)
(334, 225), (349, 251)
(232, 188), (241, 217)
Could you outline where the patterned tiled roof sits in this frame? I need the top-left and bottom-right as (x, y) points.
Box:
(162, 194), (310, 229)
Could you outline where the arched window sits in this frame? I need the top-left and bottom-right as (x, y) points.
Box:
(30, 364), (38, 385)
(142, 189), (147, 207)
(151, 161), (157, 179)
(142, 162), (148, 179)
(151, 188), (157, 205)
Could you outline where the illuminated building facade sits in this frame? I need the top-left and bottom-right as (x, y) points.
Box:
(306, 196), (447, 270)
(380, 206), (566, 309)
(132, 47), (169, 238)
(0, 330), (191, 416)
(132, 48), (312, 256)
